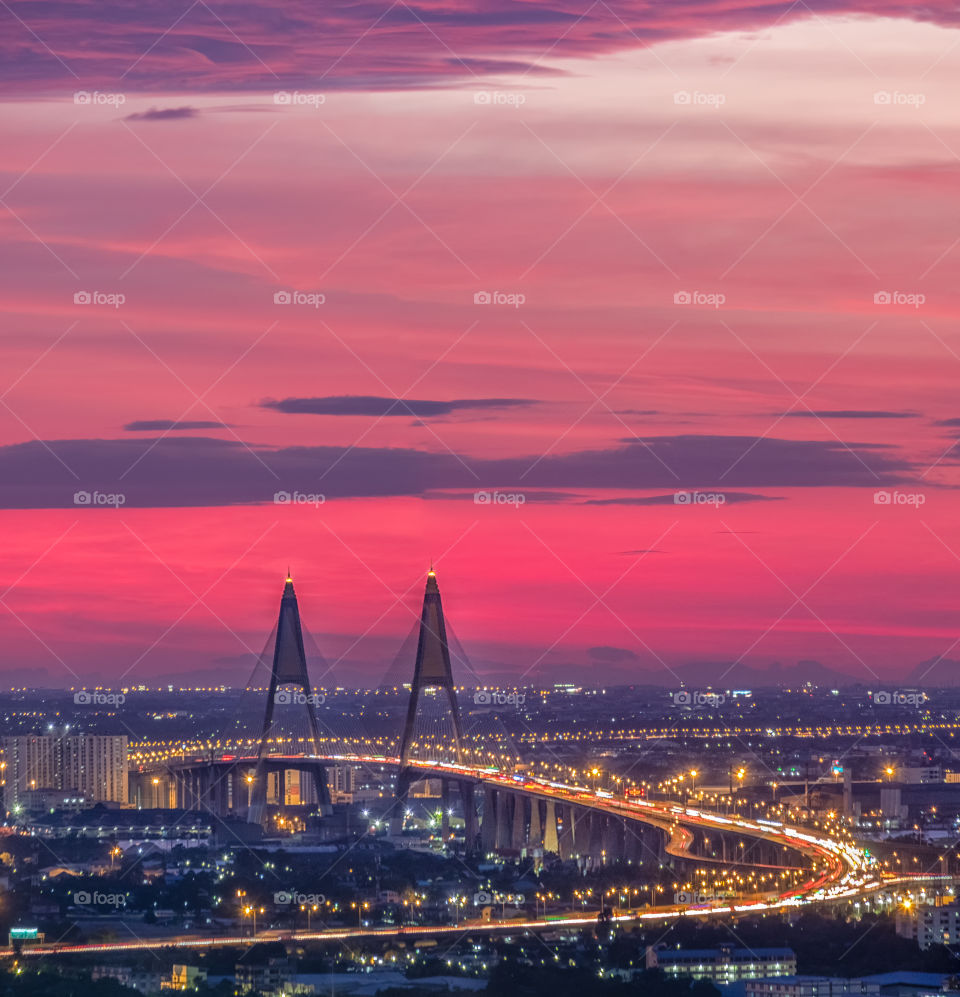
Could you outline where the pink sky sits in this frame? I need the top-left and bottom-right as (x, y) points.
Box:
(1, 4), (959, 685)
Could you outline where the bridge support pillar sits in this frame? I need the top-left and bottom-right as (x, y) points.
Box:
(511, 792), (526, 851)
(529, 797), (542, 849)
(544, 800), (559, 854)
(558, 804), (574, 861)
(495, 790), (511, 850)
(481, 785), (498, 854)
(441, 780), (450, 845)
(460, 781), (478, 851)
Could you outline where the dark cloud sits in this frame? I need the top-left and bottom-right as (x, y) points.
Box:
(2, 0), (957, 93)
(124, 419), (232, 431)
(933, 417), (960, 427)
(780, 410), (918, 419)
(0, 432), (917, 509)
(123, 106), (199, 121)
(583, 492), (781, 506)
(589, 646), (639, 663)
(261, 396), (534, 418)
(617, 549), (666, 555)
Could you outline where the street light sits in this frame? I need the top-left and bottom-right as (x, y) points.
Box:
(301, 903), (318, 930)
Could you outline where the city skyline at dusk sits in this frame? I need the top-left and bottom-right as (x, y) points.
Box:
(3, 2), (960, 685)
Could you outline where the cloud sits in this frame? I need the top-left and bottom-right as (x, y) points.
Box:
(617, 549), (667, 555)
(123, 106), (199, 121)
(260, 395), (534, 418)
(932, 417), (960, 427)
(588, 646), (639, 663)
(3, 0), (959, 93)
(780, 410), (918, 419)
(583, 492), (781, 506)
(0, 431), (917, 509)
(124, 419), (232, 431)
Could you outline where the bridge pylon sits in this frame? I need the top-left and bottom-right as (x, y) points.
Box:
(394, 567), (464, 831)
(248, 574), (330, 825)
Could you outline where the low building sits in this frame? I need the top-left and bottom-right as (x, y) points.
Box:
(160, 964), (207, 991)
(897, 901), (960, 949)
(862, 972), (955, 997)
(646, 944), (796, 983)
(92, 965), (162, 993)
(236, 958), (294, 994)
(747, 977), (881, 997)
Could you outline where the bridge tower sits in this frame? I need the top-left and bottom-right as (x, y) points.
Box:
(248, 574), (330, 825)
(394, 567), (465, 829)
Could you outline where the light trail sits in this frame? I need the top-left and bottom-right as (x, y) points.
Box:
(3, 754), (913, 960)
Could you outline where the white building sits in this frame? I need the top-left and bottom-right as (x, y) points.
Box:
(2, 733), (128, 807)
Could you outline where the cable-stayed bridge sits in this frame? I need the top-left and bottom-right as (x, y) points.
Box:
(143, 570), (874, 891)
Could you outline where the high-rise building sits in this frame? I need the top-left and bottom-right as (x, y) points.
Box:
(2, 733), (128, 808)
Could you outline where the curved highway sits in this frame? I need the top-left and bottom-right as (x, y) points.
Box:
(2, 754), (893, 959)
